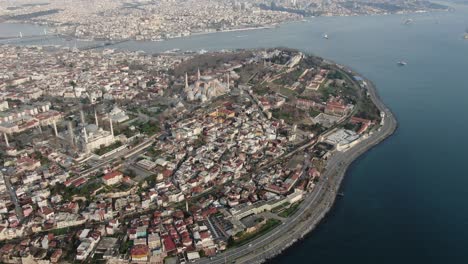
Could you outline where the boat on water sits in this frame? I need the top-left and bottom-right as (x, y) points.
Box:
(323, 34), (329, 39)
(337, 192), (345, 197)
(163, 48), (181, 54)
(404, 18), (413, 25)
(77, 38), (93, 42)
(397, 61), (407, 66)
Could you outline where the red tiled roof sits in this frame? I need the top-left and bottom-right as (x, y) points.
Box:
(162, 170), (173, 178)
(40, 206), (54, 216)
(51, 249), (62, 259)
(162, 235), (176, 252)
(73, 178), (87, 187)
(103, 171), (122, 181)
(131, 244), (149, 257)
(351, 116), (372, 124)
(199, 231), (211, 240)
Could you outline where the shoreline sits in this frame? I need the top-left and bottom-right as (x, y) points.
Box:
(195, 66), (397, 264)
(0, 23), (279, 44)
(257, 69), (398, 263)
(250, 69), (397, 263)
(0, 6), (449, 43)
(264, 71), (398, 263)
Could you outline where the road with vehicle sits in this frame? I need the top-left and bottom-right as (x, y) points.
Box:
(195, 71), (397, 264)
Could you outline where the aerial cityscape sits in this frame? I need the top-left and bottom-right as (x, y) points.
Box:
(1, 0), (467, 263)
(0, 44), (396, 263)
(0, 0), (448, 41)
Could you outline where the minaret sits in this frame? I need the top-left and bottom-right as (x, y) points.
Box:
(68, 121), (75, 146)
(185, 73), (189, 90)
(52, 121), (58, 137)
(109, 116), (114, 138)
(197, 68), (201, 81)
(94, 109), (99, 127)
(83, 127), (88, 143)
(4, 133), (9, 148)
(80, 110), (86, 126)
(82, 127), (89, 153)
(226, 73), (230, 90)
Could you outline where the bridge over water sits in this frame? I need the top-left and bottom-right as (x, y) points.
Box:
(0, 33), (130, 51)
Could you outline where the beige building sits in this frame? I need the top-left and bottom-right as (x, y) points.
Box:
(102, 171), (123, 186)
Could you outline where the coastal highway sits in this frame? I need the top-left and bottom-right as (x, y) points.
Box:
(195, 168), (329, 264)
(195, 72), (397, 264)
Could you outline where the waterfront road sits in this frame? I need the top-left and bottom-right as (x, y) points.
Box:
(195, 73), (397, 264)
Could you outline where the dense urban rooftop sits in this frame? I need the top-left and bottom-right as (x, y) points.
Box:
(0, 0), (447, 41)
(0, 46), (384, 263)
